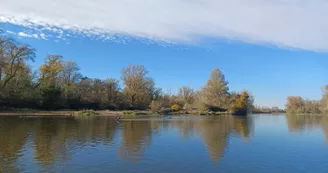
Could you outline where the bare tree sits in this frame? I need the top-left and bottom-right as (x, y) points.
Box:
(178, 86), (195, 109)
(286, 96), (304, 114)
(60, 60), (82, 85)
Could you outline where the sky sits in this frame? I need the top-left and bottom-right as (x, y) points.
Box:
(1, 0), (328, 108)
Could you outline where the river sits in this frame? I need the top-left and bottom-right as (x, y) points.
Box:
(0, 114), (328, 173)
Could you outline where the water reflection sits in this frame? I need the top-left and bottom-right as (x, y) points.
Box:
(0, 117), (29, 173)
(286, 115), (328, 141)
(195, 116), (252, 162)
(119, 121), (152, 162)
(2, 115), (327, 172)
(118, 116), (253, 162)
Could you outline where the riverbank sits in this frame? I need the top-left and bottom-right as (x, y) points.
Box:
(0, 110), (119, 117)
(0, 109), (233, 117)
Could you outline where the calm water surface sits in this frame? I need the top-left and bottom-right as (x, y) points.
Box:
(1, 114), (328, 173)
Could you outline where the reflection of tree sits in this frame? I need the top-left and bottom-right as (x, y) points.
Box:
(0, 115), (254, 169)
(171, 119), (195, 140)
(196, 116), (252, 162)
(74, 116), (118, 144)
(321, 116), (328, 142)
(286, 115), (328, 142)
(232, 117), (252, 139)
(285, 115), (321, 132)
(196, 118), (230, 162)
(32, 117), (118, 168)
(33, 118), (67, 167)
(164, 116), (252, 163)
(0, 118), (29, 173)
(119, 120), (152, 162)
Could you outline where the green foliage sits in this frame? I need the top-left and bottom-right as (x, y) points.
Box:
(121, 110), (157, 118)
(39, 85), (61, 110)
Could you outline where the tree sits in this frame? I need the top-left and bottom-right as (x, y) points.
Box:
(60, 60), (82, 86)
(39, 54), (63, 87)
(229, 90), (250, 115)
(92, 79), (108, 109)
(77, 77), (94, 108)
(0, 62), (37, 108)
(38, 55), (64, 109)
(286, 96), (322, 115)
(150, 100), (163, 112)
(103, 78), (122, 109)
(286, 96), (304, 114)
(202, 68), (229, 111)
(303, 99), (321, 114)
(59, 60), (82, 108)
(0, 38), (35, 89)
(0, 37), (36, 108)
(178, 86), (195, 109)
(121, 65), (155, 110)
(321, 85), (328, 114)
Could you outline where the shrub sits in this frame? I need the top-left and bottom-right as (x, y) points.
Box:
(150, 100), (163, 112)
(171, 104), (182, 112)
(229, 91), (249, 116)
(122, 110), (137, 116)
(207, 105), (227, 112)
(159, 108), (172, 114)
(74, 110), (99, 116)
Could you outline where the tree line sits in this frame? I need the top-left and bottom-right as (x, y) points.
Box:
(0, 35), (253, 115)
(252, 105), (285, 114)
(286, 86), (328, 115)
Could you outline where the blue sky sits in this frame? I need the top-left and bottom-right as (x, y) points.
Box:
(1, 0), (328, 108)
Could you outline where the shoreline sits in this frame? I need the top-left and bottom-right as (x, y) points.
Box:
(0, 110), (234, 117)
(0, 110), (120, 117)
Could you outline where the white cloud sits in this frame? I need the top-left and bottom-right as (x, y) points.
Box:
(0, 0), (328, 50)
(5, 29), (49, 40)
(18, 32), (32, 38)
(39, 33), (47, 40)
(6, 30), (16, 35)
(17, 31), (39, 39)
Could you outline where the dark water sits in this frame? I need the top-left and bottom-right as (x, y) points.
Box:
(1, 114), (328, 173)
